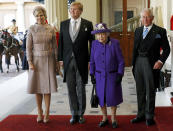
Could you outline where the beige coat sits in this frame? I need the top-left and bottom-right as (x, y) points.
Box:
(26, 24), (58, 94)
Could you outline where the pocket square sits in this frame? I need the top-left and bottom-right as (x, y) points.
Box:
(155, 34), (161, 38)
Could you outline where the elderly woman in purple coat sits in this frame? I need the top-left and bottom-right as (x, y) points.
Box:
(90, 23), (125, 128)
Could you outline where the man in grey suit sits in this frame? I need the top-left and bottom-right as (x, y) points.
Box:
(131, 8), (170, 126)
(58, 2), (94, 124)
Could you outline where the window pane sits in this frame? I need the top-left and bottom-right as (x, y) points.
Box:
(102, 0), (123, 32)
(127, 0), (146, 32)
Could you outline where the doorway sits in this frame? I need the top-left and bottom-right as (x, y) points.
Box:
(101, 0), (148, 66)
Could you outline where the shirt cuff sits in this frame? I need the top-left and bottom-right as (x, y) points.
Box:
(158, 60), (163, 65)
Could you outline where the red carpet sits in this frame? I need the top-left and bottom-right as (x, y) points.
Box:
(155, 106), (173, 131)
(0, 107), (172, 131)
(170, 97), (173, 105)
(0, 115), (158, 131)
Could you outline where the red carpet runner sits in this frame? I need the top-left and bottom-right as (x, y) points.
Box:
(0, 107), (172, 131)
(155, 106), (173, 131)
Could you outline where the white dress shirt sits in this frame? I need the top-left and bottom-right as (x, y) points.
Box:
(143, 24), (153, 35)
(70, 17), (81, 33)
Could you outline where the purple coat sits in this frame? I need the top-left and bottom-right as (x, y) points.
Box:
(90, 38), (125, 107)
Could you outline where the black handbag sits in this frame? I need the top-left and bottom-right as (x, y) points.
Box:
(90, 84), (99, 108)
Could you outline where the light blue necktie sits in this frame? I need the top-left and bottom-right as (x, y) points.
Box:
(143, 28), (148, 39)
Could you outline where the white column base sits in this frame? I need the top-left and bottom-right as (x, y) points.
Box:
(164, 87), (173, 102)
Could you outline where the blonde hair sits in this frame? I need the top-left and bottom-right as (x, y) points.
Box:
(33, 6), (47, 19)
(70, 2), (83, 11)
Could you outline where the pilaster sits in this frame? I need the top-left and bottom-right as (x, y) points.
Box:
(45, 0), (68, 27)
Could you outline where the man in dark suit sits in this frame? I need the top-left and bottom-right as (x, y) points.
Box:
(131, 8), (170, 126)
(58, 2), (94, 124)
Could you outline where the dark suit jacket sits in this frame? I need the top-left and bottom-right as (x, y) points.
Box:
(132, 24), (170, 88)
(58, 18), (94, 84)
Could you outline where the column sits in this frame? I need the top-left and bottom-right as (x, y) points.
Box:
(157, 6), (163, 27)
(165, 0), (173, 87)
(103, 0), (111, 26)
(171, 0), (173, 88)
(161, 0), (172, 88)
(153, 7), (158, 26)
(16, 0), (25, 32)
(162, 0), (171, 30)
(145, 0), (148, 8)
(169, 35), (173, 88)
(45, 0), (68, 27)
(77, 0), (100, 25)
(164, 35), (173, 101)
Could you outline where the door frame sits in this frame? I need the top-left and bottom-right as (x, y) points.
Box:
(100, 0), (150, 35)
(99, 0), (150, 66)
(99, 0), (150, 23)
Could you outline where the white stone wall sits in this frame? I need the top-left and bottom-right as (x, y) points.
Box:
(0, 1), (42, 32)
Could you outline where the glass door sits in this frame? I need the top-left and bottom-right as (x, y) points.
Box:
(101, 0), (147, 66)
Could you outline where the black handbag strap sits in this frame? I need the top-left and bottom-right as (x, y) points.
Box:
(92, 84), (96, 95)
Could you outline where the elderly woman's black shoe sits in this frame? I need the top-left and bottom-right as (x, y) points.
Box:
(112, 121), (118, 128)
(99, 119), (109, 127)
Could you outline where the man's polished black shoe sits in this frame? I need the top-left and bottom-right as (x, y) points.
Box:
(79, 116), (85, 124)
(99, 119), (109, 127)
(70, 116), (78, 125)
(146, 119), (155, 126)
(131, 117), (145, 123)
(112, 121), (118, 128)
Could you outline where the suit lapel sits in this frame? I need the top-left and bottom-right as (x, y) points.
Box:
(140, 24), (159, 51)
(74, 18), (85, 42)
(65, 19), (73, 42)
(144, 24), (157, 41)
(136, 26), (143, 49)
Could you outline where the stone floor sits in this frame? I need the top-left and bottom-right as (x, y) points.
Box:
(30, 67), (138, 116)
(0, 56), (25, 83)
(0, 67), (172, 121)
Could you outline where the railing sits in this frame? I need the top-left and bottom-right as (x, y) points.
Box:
(110, 15), (141, 32)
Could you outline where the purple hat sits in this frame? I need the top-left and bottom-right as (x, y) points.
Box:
(91, 23), (111, 35)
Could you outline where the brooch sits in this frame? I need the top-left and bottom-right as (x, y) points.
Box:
(108, 41), (112, 46)
(85, 27), (87, 31)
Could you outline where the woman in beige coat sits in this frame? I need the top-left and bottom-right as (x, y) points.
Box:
(26, 6), (58, 123)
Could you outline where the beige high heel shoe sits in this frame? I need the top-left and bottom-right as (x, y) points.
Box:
(43, 115), (49, 123)
(37, 109), (43, 123)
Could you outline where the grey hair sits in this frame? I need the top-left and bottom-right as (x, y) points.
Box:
(140, 8), (154, 18)
(33, 6), (47, 19)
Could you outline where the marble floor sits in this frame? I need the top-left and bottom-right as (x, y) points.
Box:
(0, 67), (172, 121)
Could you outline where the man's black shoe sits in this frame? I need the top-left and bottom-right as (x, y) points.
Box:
(131, 117), (145, 123)
(70, 116), (78, 125)
(146, 119), (155, 126)
(99, 119), (109, 127)
(79, 116), (85, 124)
